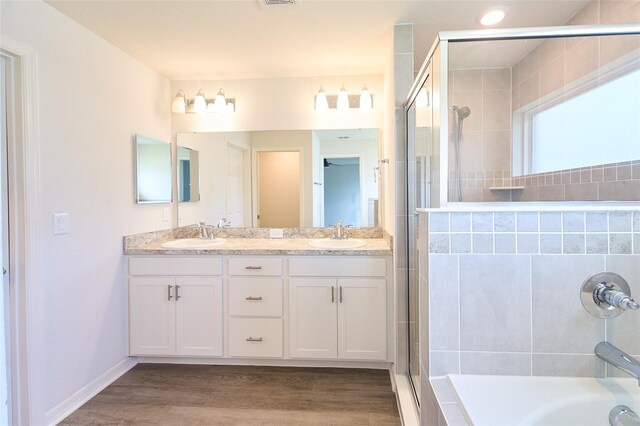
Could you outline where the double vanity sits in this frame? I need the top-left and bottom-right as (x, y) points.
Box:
(124, 226), (393, 368)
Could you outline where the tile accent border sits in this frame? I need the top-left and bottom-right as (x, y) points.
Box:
(429, 210), (640, 254)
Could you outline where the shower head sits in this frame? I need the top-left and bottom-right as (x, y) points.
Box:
(457, 106), (471, 120)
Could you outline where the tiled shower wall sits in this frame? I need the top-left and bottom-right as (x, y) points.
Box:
(447, 0), (640, 202)
(423, 209), (640, 378)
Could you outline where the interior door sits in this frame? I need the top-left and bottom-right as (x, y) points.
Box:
(257, 151), (300, 227)
(226, 144), (245, 227)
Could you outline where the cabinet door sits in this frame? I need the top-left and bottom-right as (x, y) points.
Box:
(289, 278), (337, 359)
(337, 278), (387, 360)
(175, 277), (223, 357)
(129, 277), (176, 356)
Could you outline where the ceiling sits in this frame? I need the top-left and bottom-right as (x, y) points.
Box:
(44, 0), (590, 81)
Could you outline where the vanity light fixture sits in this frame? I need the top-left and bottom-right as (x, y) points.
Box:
(360, 85), (372, 110)
(336, 85), (350, 111)
(480, 10), (505, 26)
(171, 88), (236, 114)
(314, 85), (374, 111)
(315, 86), (329, 111)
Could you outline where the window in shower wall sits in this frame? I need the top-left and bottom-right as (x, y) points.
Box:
(447, 32), (640, 202)
(528, 66), (640, 174)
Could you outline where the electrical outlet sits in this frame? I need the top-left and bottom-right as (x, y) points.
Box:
(269, 228), (284, 239)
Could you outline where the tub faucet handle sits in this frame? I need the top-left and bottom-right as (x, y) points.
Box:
(581, 272), (637, 319)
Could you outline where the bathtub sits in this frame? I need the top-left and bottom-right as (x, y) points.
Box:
(446, 374), (640, 426)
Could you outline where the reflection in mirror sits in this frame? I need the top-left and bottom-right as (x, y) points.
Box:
(177, 146), (200, 202)
(135, 134), (171, 204)
(448, 33), (640, 202)
(176, 129), (380, 228)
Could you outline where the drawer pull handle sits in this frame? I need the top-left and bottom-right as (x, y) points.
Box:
(246, 337), (263, 342)
(331, 286), (335, 303)
(245, 266), (263, 270)
(246, 296), (263, 301)
(168, 285), (173, 301)
(175, 285), (181, 301)
(339, 286), (343, 303)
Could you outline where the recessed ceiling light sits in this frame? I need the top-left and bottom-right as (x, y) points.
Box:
(480, 10), (505, 26)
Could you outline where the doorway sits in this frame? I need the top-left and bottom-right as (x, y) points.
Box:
(255, 150), (301, 228)
(322, 156), (361, 227)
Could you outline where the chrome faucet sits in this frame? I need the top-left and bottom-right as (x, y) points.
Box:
(596, 342), (640, 386)
(217, 218), (231, 228)
(197, 222), (212, 239)
(332, 218), (347, 240)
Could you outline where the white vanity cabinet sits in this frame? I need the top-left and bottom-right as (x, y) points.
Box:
(128, 257), (223, 357)
(227, 257), (284, 358)
(288, 257), (388, 361)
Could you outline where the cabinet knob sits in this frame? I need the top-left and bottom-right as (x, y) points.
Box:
(246, 337), (263, 342)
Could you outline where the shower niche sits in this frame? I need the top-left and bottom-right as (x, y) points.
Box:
(407, 25), (640, 206)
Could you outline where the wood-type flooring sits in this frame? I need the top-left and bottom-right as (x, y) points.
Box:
(60, 364), (401, 425)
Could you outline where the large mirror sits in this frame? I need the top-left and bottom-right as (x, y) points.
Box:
(135, 134), (172, 204)
(176, 129), (380, 228)
(447, 33), (640, 202)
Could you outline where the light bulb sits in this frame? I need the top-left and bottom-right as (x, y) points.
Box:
(359, 85), (372, 110)
(480, 10), (505, 26)
(193, 89), (207, 114)
(214, 88), (227, 113)
(336, 85), (349, 111)
(171, 90), (186, 114)
(315, 86), (329, 111)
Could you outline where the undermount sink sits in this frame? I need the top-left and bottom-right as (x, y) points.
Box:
(161, 238), (227, 249)
(307, 238), (367, 249)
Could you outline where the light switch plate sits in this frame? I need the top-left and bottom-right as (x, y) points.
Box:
(269, 228), (284, 239)
(53, 213), (69, 235)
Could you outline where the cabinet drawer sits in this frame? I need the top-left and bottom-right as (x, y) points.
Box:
(129, 257), (222, 276)
(289, 257), (386, 277)
(228, 257), (283, 276)
(228, 318), (283, 358)
(229, 278), (282, 317)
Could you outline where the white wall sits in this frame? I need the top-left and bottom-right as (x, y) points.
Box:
(0, 0), (171, 421)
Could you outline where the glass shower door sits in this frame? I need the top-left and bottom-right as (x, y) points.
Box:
(406, 68), (433, 405)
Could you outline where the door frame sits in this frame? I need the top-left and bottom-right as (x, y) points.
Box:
(319, 153), (364, 227)
(1, 38), (44, 425)
(251, 147), (304, 227)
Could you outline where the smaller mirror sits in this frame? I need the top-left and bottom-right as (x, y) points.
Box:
(177, 146), (200, 202)
(135, 134), (172, 204)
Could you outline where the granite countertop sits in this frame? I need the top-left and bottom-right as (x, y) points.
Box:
(124, 237), (392, 256)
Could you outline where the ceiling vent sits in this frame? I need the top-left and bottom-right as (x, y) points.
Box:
(260, 0), (298, 6)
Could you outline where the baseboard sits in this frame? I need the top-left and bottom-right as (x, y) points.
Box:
(45, 357), (138, 426)
(137, 356), (391, 370)
(392, 373), (420, 426)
